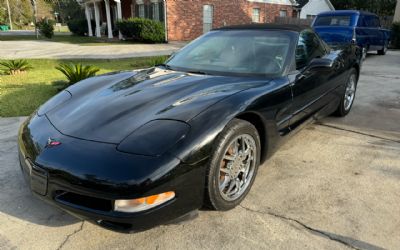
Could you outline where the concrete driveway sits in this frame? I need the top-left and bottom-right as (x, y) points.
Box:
(0, 40), (184, 59)
(0, 52), (399, 250)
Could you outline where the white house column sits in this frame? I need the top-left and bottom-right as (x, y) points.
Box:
(114, 0), (123, 39)
(394, 0), (400, 22)
(104, 0), (113, 38)
(93, 1), (101, 37)
(85, 3), (93, 36)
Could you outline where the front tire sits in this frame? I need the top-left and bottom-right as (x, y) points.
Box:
(204, 119), (261, 211)
(334, 68), (358, 117)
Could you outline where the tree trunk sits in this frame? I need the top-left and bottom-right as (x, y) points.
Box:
(6, 0), (12, 30)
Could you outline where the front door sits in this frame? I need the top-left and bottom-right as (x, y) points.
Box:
(289, 30), (331, 128)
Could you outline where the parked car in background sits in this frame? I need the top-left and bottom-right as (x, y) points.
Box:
(312, 10), (391, 57)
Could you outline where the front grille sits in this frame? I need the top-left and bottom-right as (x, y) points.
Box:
(55, 191), (113, 212)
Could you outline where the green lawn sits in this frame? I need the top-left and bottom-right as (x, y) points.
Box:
(0, 57), (167, 117)
(0, 35), (132, 46)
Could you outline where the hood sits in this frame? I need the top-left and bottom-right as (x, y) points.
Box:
(46, 67), (267, 144)
(314, 26), (354, 44)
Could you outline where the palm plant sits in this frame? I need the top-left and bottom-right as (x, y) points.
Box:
(0, 59), (33, 75)
(55, 63), (100, 85)
(150, 56), (169, 66)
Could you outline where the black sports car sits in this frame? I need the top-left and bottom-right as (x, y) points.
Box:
(18, 24), (361, 232)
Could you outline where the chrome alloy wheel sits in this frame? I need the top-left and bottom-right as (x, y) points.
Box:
(218, 134), (257, 201)
(344, 74), (356, 111)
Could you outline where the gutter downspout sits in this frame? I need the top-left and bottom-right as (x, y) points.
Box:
(163, 0), (168, 42)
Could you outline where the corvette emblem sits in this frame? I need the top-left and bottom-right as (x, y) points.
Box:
(46, 138), (61, 148)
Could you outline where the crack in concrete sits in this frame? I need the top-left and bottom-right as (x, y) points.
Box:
(317, 123), (400, 144)
(56, 221), (84, 250)
(239, 205), (361, 250)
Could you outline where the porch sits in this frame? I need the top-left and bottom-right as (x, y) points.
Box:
(77, 0), (166, 40)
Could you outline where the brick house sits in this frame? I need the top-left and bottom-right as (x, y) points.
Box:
(78, 0), (296, 41)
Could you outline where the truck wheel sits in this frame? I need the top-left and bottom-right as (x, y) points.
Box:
(362, 47), (367, 60)
(378, 44), (387, 55)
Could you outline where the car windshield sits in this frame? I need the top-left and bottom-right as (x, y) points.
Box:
(165, 30), (293, 76)
(314, 15), (353, 26)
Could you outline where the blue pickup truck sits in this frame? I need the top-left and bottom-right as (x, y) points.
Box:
(312, 10), (391, 57)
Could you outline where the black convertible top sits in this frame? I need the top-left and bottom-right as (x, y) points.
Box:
(215, 23), (308, 32)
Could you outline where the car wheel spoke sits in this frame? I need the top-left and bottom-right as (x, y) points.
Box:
(344, 75), (356, 111)
(218, 134), (257, 201)
(226, 180), (237, 195)
(223, 155), (235, 161)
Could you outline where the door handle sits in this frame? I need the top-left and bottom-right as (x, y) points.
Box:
(297, 71), (310, 81)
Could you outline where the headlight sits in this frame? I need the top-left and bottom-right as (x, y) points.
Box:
(37, 90), (71, 116)
(114, 191), (175, 213)
(117, 120), (190, 156)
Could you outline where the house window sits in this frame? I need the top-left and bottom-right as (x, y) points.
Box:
(203, 5), (213, 33)
(252, 8), (260, 23)
(138, 4), (145, 18)
(131, 4), (134, 17)
(152, 3), (160, 21)
(306, 15), (316, 20)
(280, 10), (287, 17)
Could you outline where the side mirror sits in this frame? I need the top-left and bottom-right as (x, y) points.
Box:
(307, 58), (334, 71)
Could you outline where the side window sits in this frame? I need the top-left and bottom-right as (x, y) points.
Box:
(373, 16), (381, 27)
(364, 15), (372, 27)
(358, 15), (366, 27)
(296, 30), (326, 70)
(364, 15), (380, 27)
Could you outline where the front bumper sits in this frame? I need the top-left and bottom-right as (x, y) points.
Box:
(18, 114), (206, 232)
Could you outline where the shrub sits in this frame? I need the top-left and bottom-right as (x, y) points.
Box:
(391, 22), (400, 49)
(117, 18), (165, 43)
(67, 19), (95, 36)
(149, 55), (169, 66)
(36, 19), (55, 39)
(56, 63), (100, 85)
(0, 59), (33, 75)
(117, 18), (138, 38)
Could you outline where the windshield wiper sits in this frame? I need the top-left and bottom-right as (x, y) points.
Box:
(157, 64), (210, 75)
(185, 70), (209, 75)
(156, 63), (173, 70)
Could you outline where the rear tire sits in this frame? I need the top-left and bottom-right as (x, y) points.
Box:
(378, 43), (387, 55)
(334, 68), (358, 117)
(204, 119), (261, 211)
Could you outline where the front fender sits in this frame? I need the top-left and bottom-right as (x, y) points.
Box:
(168, 78), (292, 165)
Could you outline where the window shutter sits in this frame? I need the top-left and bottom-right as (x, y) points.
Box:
(159, 2), (164, 22)
(149, 4), (153, 20)
(144, 4), (148, 19)
(135, 4), (139, 18)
